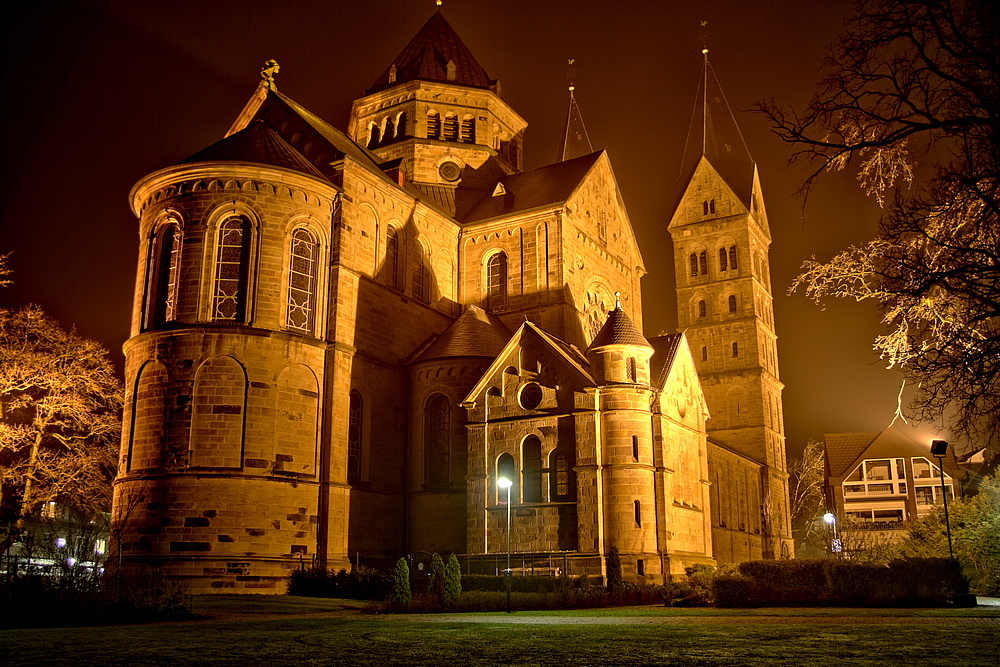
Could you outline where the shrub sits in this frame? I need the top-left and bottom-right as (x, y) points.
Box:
(428, 553), (446, 604)
(712, 575), (775, 608)
(444, 554), (462, 604)
(605, 546), (623, 599)
(287, 564), (392, 600)
(462, 575), (576, 593)
(391, 557), (411, 607)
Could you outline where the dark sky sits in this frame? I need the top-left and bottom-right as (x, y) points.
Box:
(0, 0), (953, 457)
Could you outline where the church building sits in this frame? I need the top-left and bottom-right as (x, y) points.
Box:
(114, 9), (791, 593)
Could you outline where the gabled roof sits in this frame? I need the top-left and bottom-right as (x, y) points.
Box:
(648, 333), (684, 390)
(410, 305), (512, 363)
(559, 89), (594, 162)
(588, 304), (651, 351)
(824, 427), (962, 479)
(367, 11), (493, 94)
(677, 58), (756, 208)
(824, 432), (879, 478)
(461, 150), (603, 223)
(179, 120), (326, 179)
(462, 320), (593, 404)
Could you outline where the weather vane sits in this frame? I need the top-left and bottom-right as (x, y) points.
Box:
(261, 59), (280, 90)
(565, 58), (577, 93)
(698, 20), (711, 59)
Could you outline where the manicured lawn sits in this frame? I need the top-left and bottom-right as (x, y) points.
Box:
(2, 596), (997, 666)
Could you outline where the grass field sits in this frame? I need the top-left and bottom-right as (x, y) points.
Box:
(2, 596), (997, 666)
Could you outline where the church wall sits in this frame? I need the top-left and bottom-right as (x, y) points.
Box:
(706, 442), (766, 564)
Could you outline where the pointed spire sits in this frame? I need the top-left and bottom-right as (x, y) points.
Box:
(677, 50), (756, 207)
(558, 59), (594, 162)
(367, 11), (493, 94)
(587, 300), (651, 351)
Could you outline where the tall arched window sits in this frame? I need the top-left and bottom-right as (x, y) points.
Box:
(497, 452), (517, 504)
(151, 222), (181, 327)
(522, 436), (542, 503)
(719, 247), (728, 271)
(385, 227), (401, 289)
(425, 395), (451, 487)
(213, 217), (250, 322)
(426, 111), (441, 139)
(382, 116), (395, 143)
(367, 123), (381, 148)
(486, 252), (508, 310)
(698, 300), (707, 318)
(732, 341), (739, 357)
(729, 245), (738, 270)
(728, 294), (737, 314)
(412, 257), (429, 303)
(627, 357), (637, 382)
(701, 346), (708, 361)
(699, 250), (708, 275)
(348, 391), (363, 483)
(286, 228), (319, 333)
(689, 253), (698, 277)
(395, 112), (407, 139)
(550, 450), (575, 500)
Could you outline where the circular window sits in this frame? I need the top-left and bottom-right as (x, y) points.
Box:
(519, 383), (543, 410)
(438, 161), (462, 182)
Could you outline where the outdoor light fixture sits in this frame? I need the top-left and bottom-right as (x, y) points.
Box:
(55, 537), (66, 549)
(930, 440), (954, 559)
(822, 513), (841, 557)
(498, 476), (513, 614)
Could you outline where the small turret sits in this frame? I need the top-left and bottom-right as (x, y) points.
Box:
(586, 293), (653, 385)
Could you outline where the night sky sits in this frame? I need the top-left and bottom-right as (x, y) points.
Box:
(0, 0), (952, 457)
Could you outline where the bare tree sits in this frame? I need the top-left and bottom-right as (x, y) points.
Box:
(759, 0), (1000, 452)
(0, 305), (122, 556)
(788, 440), (827, 556)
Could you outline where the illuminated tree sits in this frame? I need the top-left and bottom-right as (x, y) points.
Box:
(0, 305), (122, 556)
(760, 0), (1000, 451)
(788, 440), (827, 557)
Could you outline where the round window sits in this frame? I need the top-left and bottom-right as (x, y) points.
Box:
(519, 383), (543, 410)
(438, 160), (462, 182)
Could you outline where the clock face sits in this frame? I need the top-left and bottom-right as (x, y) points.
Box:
(519, 383), (543, 410)
(438, 160), (462, 182)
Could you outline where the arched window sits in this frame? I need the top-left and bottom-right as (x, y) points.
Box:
(728, 294), (737, 314)
(367, 123), (381, 148)
(702, 201), (709, 215)
(348, 391), (363, 482)
(151, 222), (181, 327)
(461, 117), (476, 143)
(443, 113), (458, 141)
(732, 341), (739, 357)
(425, 395), (451, 486)
(413, 253), (430, 304)
(395, 112), (407, 139)
(701, 346), (708, 361)
(698, 300), (707, 318)
(719, 247), (728, 272)
(522, 436), (542, 503)
(385, 227), (401, 289)
(729, 245), (738, 270)
(286, 228), (319, 333)
(709, 199), (716, 214)
(383, 116), (395, 143)
(497, 452), (517, 504)
(634, 500), (642, 526)
(699, 250), (708, 275)
(689, 253), (698, 277)
(627, 357), (637, 382)
(550, 449), (574, 500)
(486, 252), (508, 310)
(632, 435), (639, 461)
(426, 111), (441, 139)
(213, 216), (250, 322)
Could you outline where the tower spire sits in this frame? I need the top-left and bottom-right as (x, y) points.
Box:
(558, 59), (594, 162)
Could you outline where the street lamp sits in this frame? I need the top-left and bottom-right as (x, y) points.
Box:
(497, 476), (513, 613)
(930, 440), (955, 559)
(823, 512), (841, 557)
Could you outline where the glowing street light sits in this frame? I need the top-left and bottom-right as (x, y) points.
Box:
(498, 476), (513, 614)
(823, 512), (841, 557)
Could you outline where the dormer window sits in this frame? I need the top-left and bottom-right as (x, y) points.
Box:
(445, 59), (457, 81)
(388, 64), (397, 83)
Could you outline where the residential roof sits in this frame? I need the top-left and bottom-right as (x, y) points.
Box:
(179, 120), (326, 179)
(411, 305), (512, 363)
(559, 89), (594, 162)
(824, 427), (963, 479)
(588, 304), (651, 351)
(824, 432), (879, 478)
(461, 151), (603, 223)
(648, 333), (684, 390)
(367, 11), (493, 94)
(677, 58), (756, 208)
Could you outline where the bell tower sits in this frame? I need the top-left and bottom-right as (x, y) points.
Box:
(668, 52), (791, 557)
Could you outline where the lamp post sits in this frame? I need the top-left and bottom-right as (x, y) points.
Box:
(930, 440), (955, 559)
(823, 512), (841, 558)
(497, 476), (513, 613)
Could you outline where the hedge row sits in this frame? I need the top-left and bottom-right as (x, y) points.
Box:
(714, 558), (970, 607)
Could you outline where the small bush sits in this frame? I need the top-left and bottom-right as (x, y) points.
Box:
(712, 575), (775, 608)
(287, 564), (392, 600)
(391, 558), (411, 607)
(444, 554), (462, 604)
(428, 553), (446, 604)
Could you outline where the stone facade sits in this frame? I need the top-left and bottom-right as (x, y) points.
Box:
(113, 11), (789, 592)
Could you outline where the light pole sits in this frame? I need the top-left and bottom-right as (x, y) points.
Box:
(823, 512), (841, 558)
(497, 476), (513, 614)
(930, 440), (955, 559)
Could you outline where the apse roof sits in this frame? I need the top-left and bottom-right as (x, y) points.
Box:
(461, 151), (603, 222)
(588, 303), (651, 351)
(411, 305), (512, 363)
(180, 120), (326, 179)
(367, 11), (493, 94)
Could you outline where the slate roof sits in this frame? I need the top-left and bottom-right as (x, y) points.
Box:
(367, 11), (493, 94)
(587, 304), (651, 351)
(677, 59), (756, 208)
(648, 333), (684, 389)
(411, 305), (512, 363)
(824, 432), (879, 478)
(461, 151), (603, 223)
(180, 120), (326, 179)
(559, 90), (594, 162)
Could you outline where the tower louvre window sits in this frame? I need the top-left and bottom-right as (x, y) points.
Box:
(367, 123), (381, 148)
(395, 112), (407, 139)
(689, 253), (698, 277)
(426, 111), (440, 139)
(443, 113), (458, 141)
(719, 247), (728, 271)
(383, 116), (395, 143)
(348, 391), (363, 482)
(286, 228), (319, 333)
(699, 250), (707, 275)
(523, 436), (542, 503)
(461, 117), (476, 143)
(212, 216), (250, 322)
(486, 252), (508, 310)
(151, 221), (181, 327)
(729, 245), (738, 270)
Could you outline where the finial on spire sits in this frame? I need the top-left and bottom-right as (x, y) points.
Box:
(436, 0), (442, 8)
(261, 59), (280, 91)
(698, 20), (711, 60)
(615, 291), (622, 309)
(566, 58), (577, 95)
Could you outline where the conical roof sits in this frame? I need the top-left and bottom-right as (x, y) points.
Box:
(558, 89), (594, 162)
(412, 305), (512, 363)
(588, 303), (651, 351)
(677, 58), (756, 207)
(367, 11), (493, 94)
(180, 120), (326, 179)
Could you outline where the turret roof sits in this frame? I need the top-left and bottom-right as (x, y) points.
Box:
(367, 11), (493, 94)
(587, 303), (651, 351)
(179, 120), (326, 178)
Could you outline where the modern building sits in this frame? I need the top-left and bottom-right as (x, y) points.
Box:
(113, 9), (791, 592)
